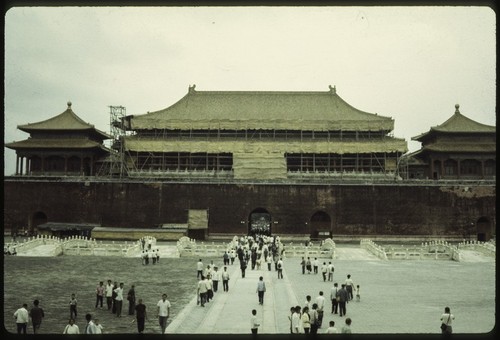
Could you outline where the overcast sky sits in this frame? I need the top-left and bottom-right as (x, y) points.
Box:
(3, 6), (496, 176)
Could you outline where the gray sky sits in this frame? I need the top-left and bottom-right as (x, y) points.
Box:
(3, 6), (496, 176)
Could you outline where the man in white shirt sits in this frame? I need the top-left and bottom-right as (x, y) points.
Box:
(14, 303), (29, 334)
(211, 266), (220, 293)
(277, 258), (284, 279)
(105, 280), (113, 310)
(221, 266), (230, 292)
(63, 318), (79, 334)
(197, 278), (208, 306)
(197, 259), (204, 279)
(114, 283), (124, 317)
(291, 306), (301, 333)
(324, 320), (339, 334)
(327, 262), (334, 281)
(156, 293), (171, 334)
(313, 258), (319, 274)
(345, 274), (355, 301)
(315, 291), (326, 328)
(84, 313), (98, 334)
(330, 282), (339, 314)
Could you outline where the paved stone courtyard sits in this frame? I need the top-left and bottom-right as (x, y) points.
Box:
(2, 240), (496, 336)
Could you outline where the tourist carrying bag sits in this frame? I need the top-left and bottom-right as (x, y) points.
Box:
(441, 313), (451, 332)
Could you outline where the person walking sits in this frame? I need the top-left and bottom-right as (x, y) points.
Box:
(313, 257), (319, 274)
(197, 277), (208, 307)
(62, 318), (79, 334)
(205, 275), (214, 302)
(291, 306), (302, 334)
(135, 299), (147, 334)
(356, 284), (361, 302)
(212, 266), (220, 293)
(240, 258), (247, 278)
(69, 293), (78, 320)
(111, 281), (118, 314)
(327, 262), (334, 281)
(197, 259), (204, 279)
(223, 251), (230, 266)
(337, 284), (349, 317)
(84, 313), (98, 334)
(250, 309), (260, 334)
(94, 319), (104, 334)
(277, 258), (284, 279)
(306, 257), (312, 274)
(440, 306), (455, 334)
(127, 284), (136, 315)
(301, 306), (311, 334)
(95, 281), (105, 309)
(157, 293), (171, 334)
(14, 303), (29, 334)
(325, 320), (339, 333)
(300, 256), (306, 274)
(114, 282), (124, 317)
(304, 295), (312, 311)
(340, 317), (352, 333)
(266, 254), (272, 271)
(321, 262), (328, 281)
(29, 299), (45, 334)
(345, 274), (355, 301)
(309, 303), (319, 334)
(221, 266), (230, 292)
(330, 282), (339, 314)
(256, 276), (266, 305)
(105, 279), (113, 310)
(315, 291), (326, 328)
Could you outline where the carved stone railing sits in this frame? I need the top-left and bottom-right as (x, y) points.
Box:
(283, 238), (335, 259)
(367, 239), (461, 261)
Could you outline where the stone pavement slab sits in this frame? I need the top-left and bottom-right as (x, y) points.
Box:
(164, 246), (495, 334)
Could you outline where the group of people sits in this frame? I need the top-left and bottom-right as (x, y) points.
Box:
(196, 259), (232, 307)
(65, 280), (138, 333)
(13, 300), (45, 334)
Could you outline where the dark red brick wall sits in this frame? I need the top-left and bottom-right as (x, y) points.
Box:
(3, 179), (496, 238)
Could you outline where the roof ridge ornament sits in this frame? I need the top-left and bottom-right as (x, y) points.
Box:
(328, 85), (336, 94)
(455, 103), (460, 114)
(188, 84), (196, 93)
(67, 101), (72, 109)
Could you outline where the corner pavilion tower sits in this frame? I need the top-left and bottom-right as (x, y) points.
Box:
(5, 102), (111, 176)
(122, 85), (408, 181)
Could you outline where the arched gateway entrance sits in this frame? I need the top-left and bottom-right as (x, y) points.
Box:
(248, 208), (272, 236)
(30, 211), (47, 235)
(310, 211), (332, 239)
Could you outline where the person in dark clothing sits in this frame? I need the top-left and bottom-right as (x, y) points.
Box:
(134, 299), (147, 333)
(337, 284), (349, 317)
(240, 258), (247, 278)
(29, 299), (45, 334)
(127, 285), (136, 315)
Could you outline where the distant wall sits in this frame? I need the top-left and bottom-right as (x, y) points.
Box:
(3, 179), (496, 240)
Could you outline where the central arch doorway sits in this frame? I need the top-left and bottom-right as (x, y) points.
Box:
(248, 208), (272, 237)
(310, 211), (331, 239)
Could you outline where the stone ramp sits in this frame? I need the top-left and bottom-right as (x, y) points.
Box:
(334, 246), (381, 260)
(459, 249), (495, 262)
(16, 244), (59, 256)
(166, 262), (301, 334)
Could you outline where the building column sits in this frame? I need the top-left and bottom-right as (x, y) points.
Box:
(429, 157), (434, 179)
(64, 156), (68, 175)
(25, 157), (30, 175)
(457, 159), (461, 179)
(19, 157), (24, 176)
(481, 159), (485, 178)
(15, 155), (20, 175)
